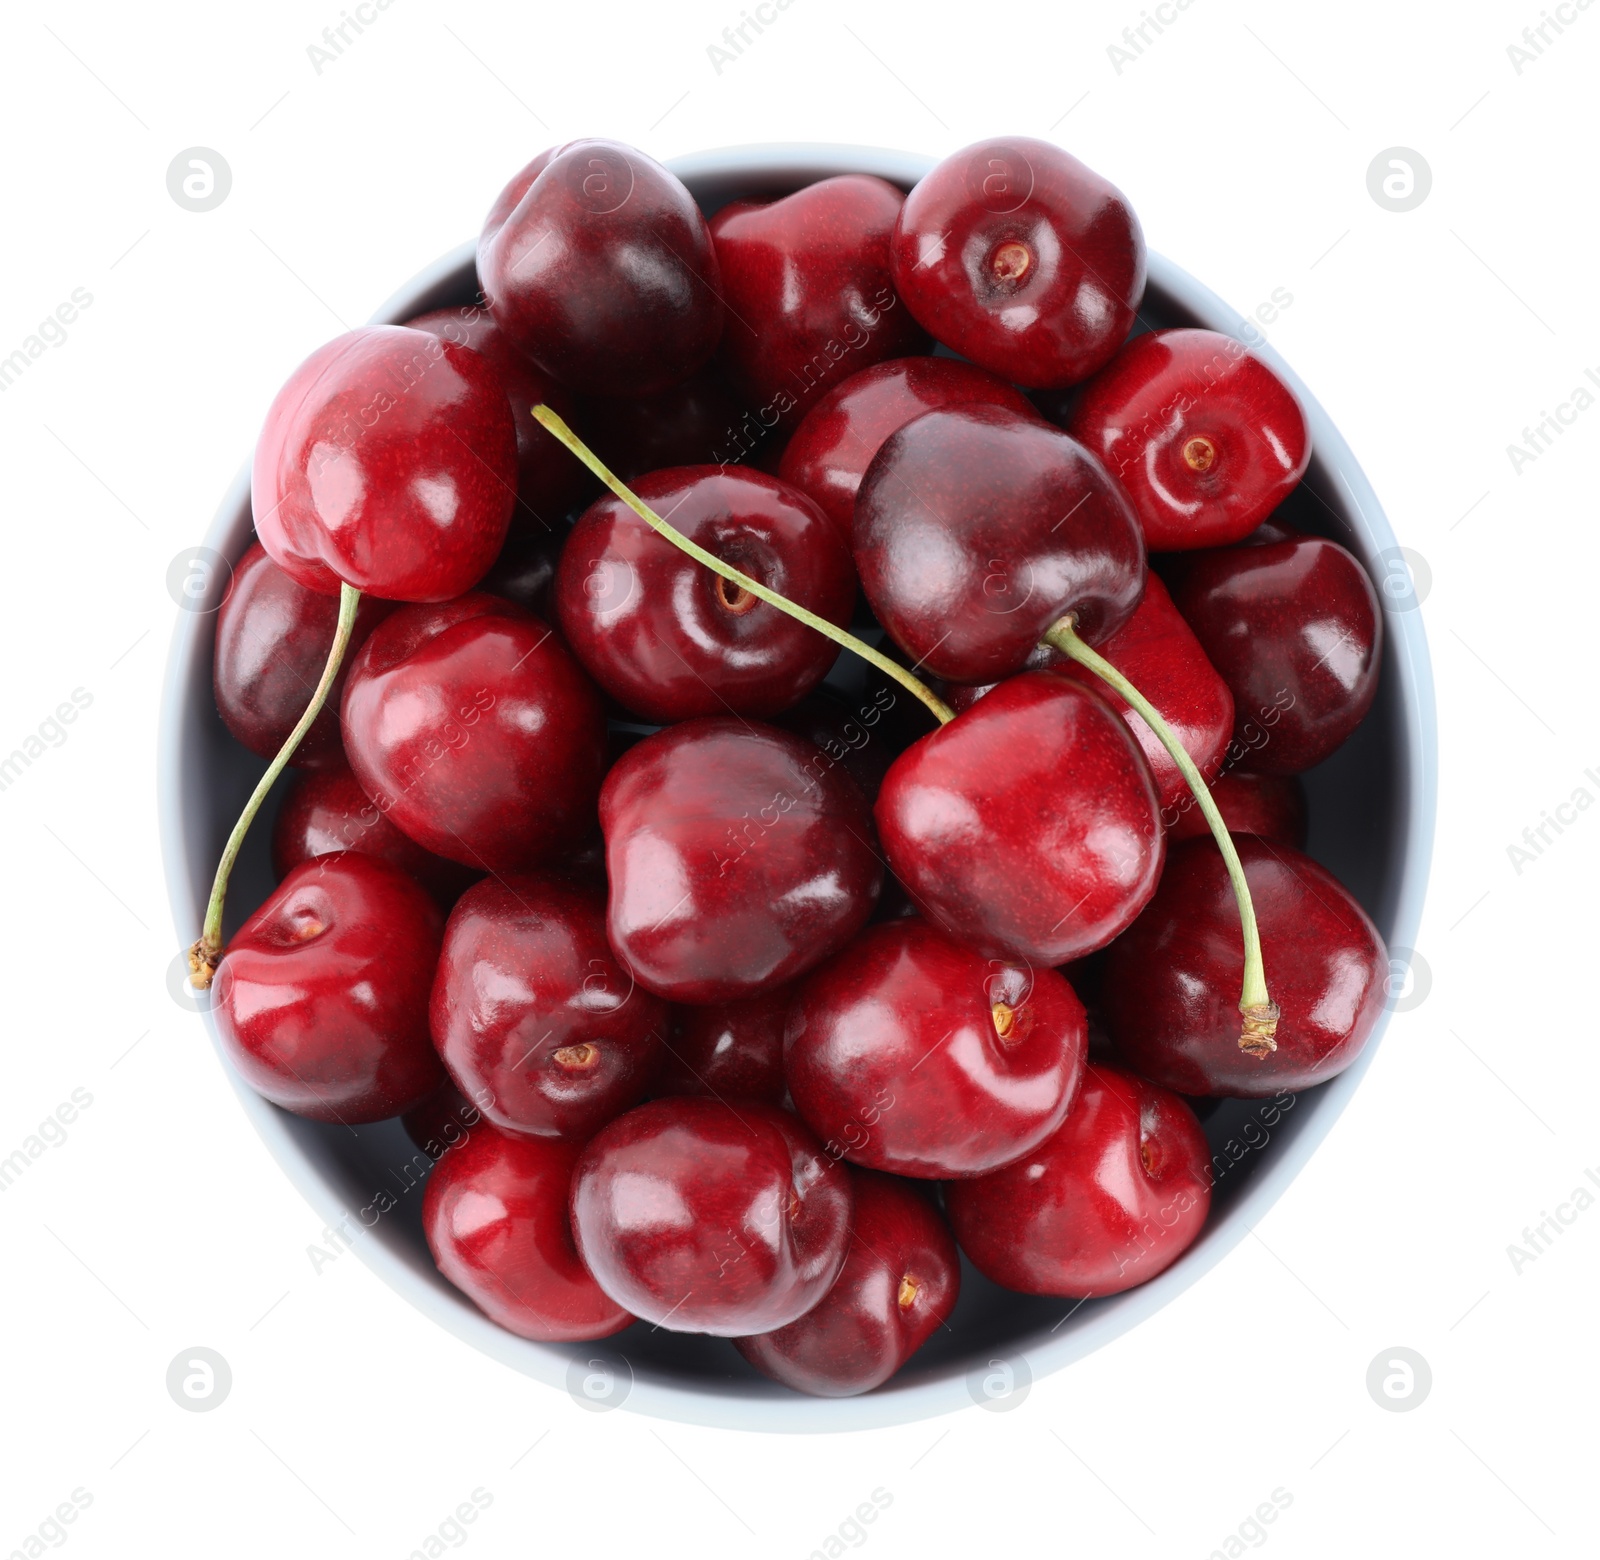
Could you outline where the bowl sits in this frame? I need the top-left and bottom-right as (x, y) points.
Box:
(158, 142), (1437, 1432)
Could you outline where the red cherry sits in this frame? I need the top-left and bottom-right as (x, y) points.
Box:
(655, 986), (793, 1108)
(406, 304), (588, 529)
(430, 875), (668, 1141)
(710, 175), (928, 417)
(785, 919), (1087, 1178)
(213, 543), (393, 769)
(253, 326), (517, 600)
(1174, 537), (1381, 774)
(271, 767), (479, 908)
(1166, 769), (1307, 848)
(1053, 572), (1233, 813)
(423, 1125), (634, 1342)
(576, 366), (744, 482)
(1103, 837), (1388, 1095)
(875, 672), (1164, 964)
(1068, 329), (1310, 550)
(340, 593), (607, 873)
(945, 1065), (1210, 1296)
(570, 1097), (852, 1335)
(601, 719), (882, 1003)
(779, 356), (1039, 541)
(213, 854), (444, 1122)
(402, 1078), (484, 1160)
(479, 139), (723, 397)
(890, 137), (1145, 389)
(735, 1170), (960, 1396)
(480, 148), (556, 245)
(555, 467), (855, 721)
(855, 403), (1145, 684)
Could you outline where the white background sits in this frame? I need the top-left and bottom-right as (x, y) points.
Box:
(1, 0), (1595, 1555)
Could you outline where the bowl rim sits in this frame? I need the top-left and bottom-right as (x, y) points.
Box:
(158, 140), (1437, 1433)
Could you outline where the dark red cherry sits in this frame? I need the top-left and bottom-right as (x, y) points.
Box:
(576, 366), (744, 482)
(734, 1169), (960, 1396)
(945, 1065), (1210, 1296)
(402, 1078), (484, 1160)
(890, 136), (1145, 389)
(423, 1125), (633, 1342)
(710, 175), (928, 418)
(1166, 769), (1307, 848)
(271, 767), (479, 908)
(1069, 328), (1310, 551)
(340, 593), (607, 872)
(1103, 837), (1388, 1095)
(655, 986), (793, 1107)
(213, 543), (393, 770)
(779, 356), (1039, 541)
(876, 672), (1163, 964)
(855, 403), (1145, 683)
(601, 719), (882, 1003)
(1174, 537), (1381, 773)
(554, 467), (855, 721)
(407, 304), (587, 529)
(571, 1097), (852, 1335)
(479, 139), (723, 397)
(430, 874), (668, 1141)
(1054, 572), (1233, 814)
(480, 148), (556, 245)
(212, 854), (444, 1123)
(253, 326), (517, 600)
(785, 919), (1087, 1178)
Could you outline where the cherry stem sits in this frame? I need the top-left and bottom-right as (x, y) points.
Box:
(530, 405), (955, 725)
(1042, 615), (1279, 1056)
(187, 581), (362, 991)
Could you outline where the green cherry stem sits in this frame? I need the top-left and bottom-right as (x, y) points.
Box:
(187, 581), (362, 991)
(531, 404), (955, 726)
(1042, 614), (1279, 1056)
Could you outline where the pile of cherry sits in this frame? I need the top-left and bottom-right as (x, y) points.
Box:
(199, 136), (1388, 1399)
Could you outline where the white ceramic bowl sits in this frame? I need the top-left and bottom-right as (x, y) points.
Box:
(158, 143), (1437, 1431)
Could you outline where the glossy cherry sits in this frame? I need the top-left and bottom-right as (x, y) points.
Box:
(735, 1170), (960, 1396)
(213, 543), (392, 769)
(876, 672), (1164, 964)
(1166, 769), (1307, 848)
(601, 719), (882, 1003)
(855, 403), (1145, 683)
(1174, 537), (1381, 773)
(570, 1097), (852, 1335)
(1068, 329), (1310, 550)
(253, 325), (517, 600)
(340, 593), (607, 872)
(430, 874), (668, 1141)
(554, 466), (855, 720)
(1103, 837), (1388, 1095)
(576, 366), (744, 482)
(785, 919), (1087, 1178)
(945, 1065), (1211, 1296)
(407, 303), (588, 529)
(890, 136), (1145, 389)
(423, 1125), (634, 1342)
(655, 986), (793, 1107)
(479, 139), (723, 397)
(710, 175), (927, 418)
(270, 766), (478, 907)
(778, 356), (1038, 541)
(212, 853), (444, 1123)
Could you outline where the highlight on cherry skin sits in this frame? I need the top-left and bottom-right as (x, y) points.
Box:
(188, 132), (1398, 1401)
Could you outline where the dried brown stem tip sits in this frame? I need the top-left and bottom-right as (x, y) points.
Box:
(187, 936), (222, 992)
(1238, 1001), (1281, 1058)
